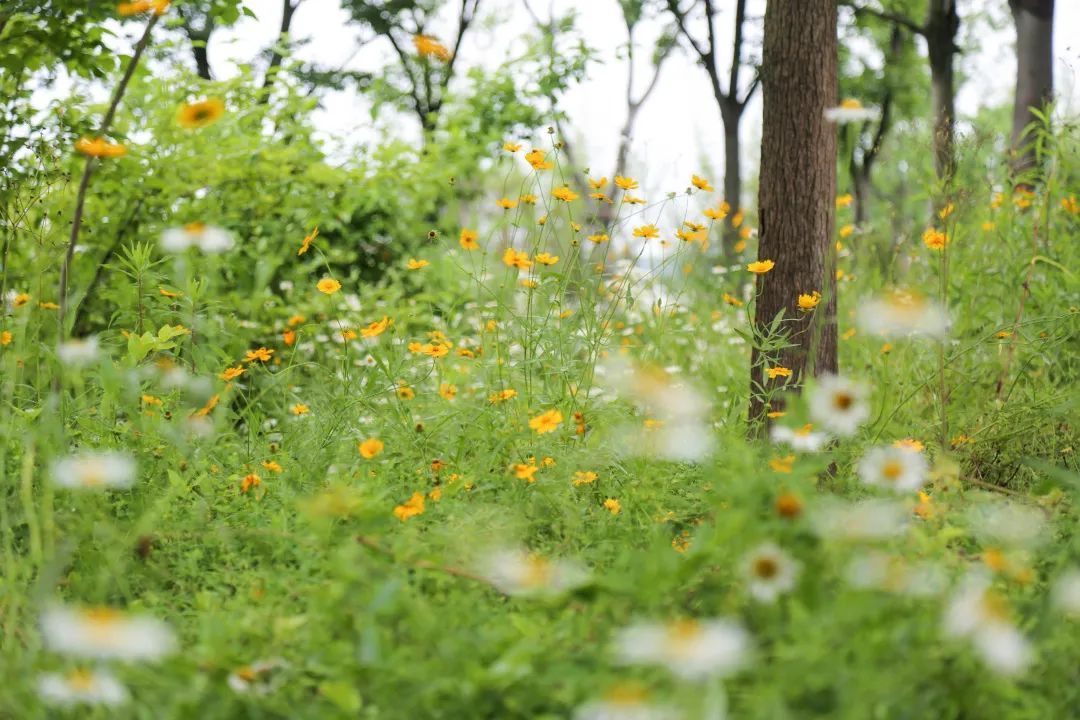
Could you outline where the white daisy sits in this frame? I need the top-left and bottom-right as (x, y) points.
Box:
(969, 501), (1047, 549)
(37, 668), (128, 707)
(857, 445), (928, 493)
(845, 552), (946, 596)
(41, 605), (177, 662)
(743, 542), (800, 602)
(161, 222), (233, 253)
(770, 423), (829, 452)
(808, 374), (870, 437)
(857, 289), (949, 339)
(51, 451), (136, 490)
(614, 618), (751, 680)
(57, 336), (100, 367)
(943, 574), (1032, 676)
(481, 549), (589, 598)
(574, 685), (675, 720)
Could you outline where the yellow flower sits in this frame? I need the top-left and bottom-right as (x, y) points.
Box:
(797, 291), (821, 311)
(524, 148), (553, 170)
(922, 228), (947, 250)
(704, 201), (730, 220)
(1061, 196), (1079, 214)
(220, 365), (245, 381)
(691, 174), (713, 191)
(519, 193), (538, 205)
(512, 463), (539, 482)
(614, 176), (639, 190)
(496, 197), (518, 210)
(298, 226), (318, 256)
(892, 438), (925, 452)
(282, 329), (296, 346)
(552, 186), (578, 202)
(880, 342), (893, 354)
(722, 292), (743, 307)
(769, 455), (795, 473)
(288, 314), (306, 326)
(244, 347), (273, 363)
(572, 471), (597, 486)
(503, 142), (522, 152)
(393, 491), (426, 521)
(938, 202), (955, 220)
(981, 221), (996, 231)
(74, 137), (126, 159)
(502, 248), (533, 269)
(624, 194), (646, 205)
(439, 383), (457, 400)
(406, 258), (429, 270)
(317, 277), (341, 294)
(117, 1), (152, 15)
(291, 403), (309, 415)
(141, 394), (162, 406)
(176, 98), (225, 129)
(0, 331), (11, 346)
(603, 498), (621, 515)
(840, 98), (863, 109)
(839, 224), (854, 238)
(262, 460), (283, 473)
(396, 385), (415, 400)
(588, 176), (608, 190)
(633, 224), (659, 239)
(775, 492), (803, 518)
(747, 259), (774, 274)
(459, 228), (480, 250)
(361, 316), (393, 338)
(534, 252), (559, 266)
(158, 287), (181, 298)
(358, 438), (384, 459)
(836, 193), (853, 208)
(588, 233), (609, 243)
(766, 366), (792, 379)
(488, 388), (517, 403)
(528, 409), (563, 434)
(590, 192), (613, 203)
(733, 239), (747, 252)
(413, 34), (450, 61)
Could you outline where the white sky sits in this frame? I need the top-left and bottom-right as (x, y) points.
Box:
(192, 0), (1080, 196)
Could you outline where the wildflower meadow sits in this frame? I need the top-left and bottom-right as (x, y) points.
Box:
(0, 0), (1078, 717)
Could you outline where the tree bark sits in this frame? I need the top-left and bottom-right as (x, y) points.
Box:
(749, 0), (838, 426)
(925, 0), (959, 183)
(261, 0), (299, 98)
(1009, 0), (1054, 181)
(721, 101), (741, 245)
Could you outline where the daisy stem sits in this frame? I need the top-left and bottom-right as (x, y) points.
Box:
(702, 677), (728, 720)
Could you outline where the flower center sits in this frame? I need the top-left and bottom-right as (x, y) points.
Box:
(833, 392), (853, 410)
(754, 556), (779, 579)
(881, 461), (904, 482)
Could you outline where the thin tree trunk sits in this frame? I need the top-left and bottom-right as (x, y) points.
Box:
(852, 165), (872, 227)
(261, 0), (299, 99)
(721, 101), (742, 251)
(925, 0), (959, 183)
(749, 0), (838, 426)
(192, 43), (212, 81)
(1009, 0), (1054, 181)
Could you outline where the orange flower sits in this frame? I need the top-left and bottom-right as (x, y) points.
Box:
(502, 248), (532, 269)
(298, 226), (318, 256)
(459, 229), (479, 250)
(290, 403), (309, 415)
(282, 329), (296, 346)
(413, 34), (451, 61)
(244, 347), (273, 363)
(528, 409), (563, 434)
(241, 473), (261, 493)
(358, 438), (384, 459)
(360, 316), (393, 338)
(317, 278), (341, 294)
(74, 137), (126, 158)
(524, 148), (553, 170)
(220, 365), (246, 381)
(176, 98), (225, 129)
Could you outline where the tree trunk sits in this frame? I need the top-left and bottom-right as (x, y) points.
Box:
(852, 165), (872, 227)
(925, 0), (959, 183)
(192, 42), (212, 81)
(721, 101), (742, 253)
(749, 0), (838, 426)
(1009, 0), (1054, 181)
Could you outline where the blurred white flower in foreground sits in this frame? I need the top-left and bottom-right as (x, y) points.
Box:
(968, 501), (1047, 549)
(37, 668), (128, 707)
(743, 542), (800, 602)
(845, 552), (946, 596)
(614, 618), (751, 680)
(808, 374), (870, 437)
(857, 445), (928, 493)
(824, 99), (881, 124)
(1052, 568), (1080, 617)
(161, 222), (233, 253)
(57, 336), (100, 367)
(574, 684), (676, 720)
(770, 423), (829, 452)
(943, 574), (1032, 676)
(227, 658), (288, 695)
(598, 358), (714, 462)
(51, 451), (136, 490)
(481, 549), (589, 598)
(41, 605), (177, 661)
(811, 499), (910, 541)
(857, 289), (949, 339)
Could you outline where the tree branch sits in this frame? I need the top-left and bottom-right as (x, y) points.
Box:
(843, 1), (925, 36)
(261, 0), (301, 99)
